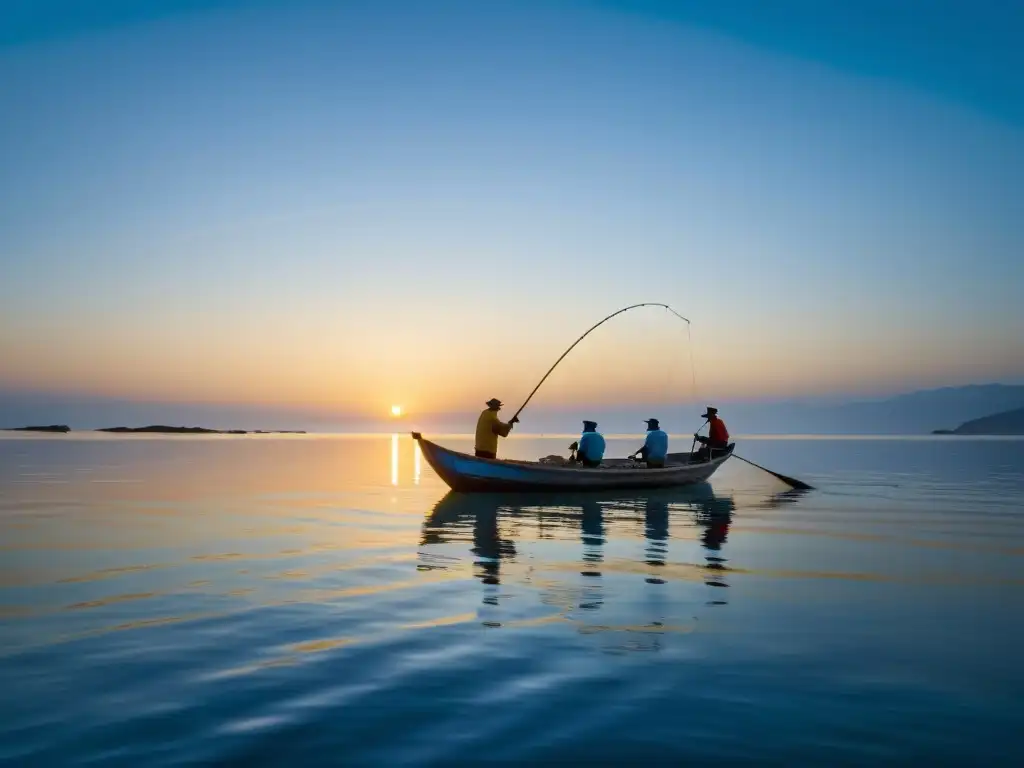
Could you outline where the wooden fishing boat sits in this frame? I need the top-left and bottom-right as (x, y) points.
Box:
(412, 432), (734, 493)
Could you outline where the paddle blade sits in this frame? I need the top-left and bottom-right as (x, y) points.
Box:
(733, 454), (814, 491)
(771, 472), (814, 491)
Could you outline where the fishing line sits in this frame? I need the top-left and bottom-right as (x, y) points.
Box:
(662, 307), (674, 413)
(687, 321), (698, 407)
(662, 306), (689, 432)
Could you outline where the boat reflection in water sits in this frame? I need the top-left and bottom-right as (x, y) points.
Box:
(417, 484), (802, 648)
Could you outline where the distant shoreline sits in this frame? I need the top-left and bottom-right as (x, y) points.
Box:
(4, 425), (71, 433)
(2, 425), (306, 435)
(3, 428), (1023, 440)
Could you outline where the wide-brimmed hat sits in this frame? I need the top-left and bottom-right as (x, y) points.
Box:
(486, 398), (503, 408)
(582, 420), (597, 430)
(701, 406), (718, 419)
(645, 418), (660, 429)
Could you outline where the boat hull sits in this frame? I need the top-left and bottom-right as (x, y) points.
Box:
(412, 433), (732, 493)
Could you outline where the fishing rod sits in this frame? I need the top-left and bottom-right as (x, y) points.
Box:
(508, 302), (690, 423)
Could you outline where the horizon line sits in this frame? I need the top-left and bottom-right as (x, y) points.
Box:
(3, 430), (1021, 441)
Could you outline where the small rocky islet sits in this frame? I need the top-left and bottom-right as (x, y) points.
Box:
(932, 406), (1024, 436)
(6, 425), (71, 433)
(4, 425), (305, 435)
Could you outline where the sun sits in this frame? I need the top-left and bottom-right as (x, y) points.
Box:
(390, 405), (403, 417)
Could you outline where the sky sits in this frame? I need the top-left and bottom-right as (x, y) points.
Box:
(1, 0), (1022, 430)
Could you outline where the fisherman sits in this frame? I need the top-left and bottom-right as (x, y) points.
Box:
(474, 398), (518, 459)
(694, 406), (730, 461)
(569, 420), (605, 467)
(634, 418), (669, 468)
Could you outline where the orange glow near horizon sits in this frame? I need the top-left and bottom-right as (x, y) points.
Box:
(1, 304), (1021, 416)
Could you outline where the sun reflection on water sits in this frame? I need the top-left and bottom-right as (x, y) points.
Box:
(390, 433), (398, 486)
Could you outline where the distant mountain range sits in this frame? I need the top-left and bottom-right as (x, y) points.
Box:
(716, 384), (1024, 435)
(934, 406), (1024, 435)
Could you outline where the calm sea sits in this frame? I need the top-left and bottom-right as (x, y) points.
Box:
(1, 433), (1022, 765)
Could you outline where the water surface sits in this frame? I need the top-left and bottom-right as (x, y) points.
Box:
(1, 433), (1022, 765)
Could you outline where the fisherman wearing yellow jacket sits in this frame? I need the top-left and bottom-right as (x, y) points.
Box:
(475, 398), (518, 459)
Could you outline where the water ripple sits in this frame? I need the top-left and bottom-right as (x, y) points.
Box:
(1, 435), (1022, 764)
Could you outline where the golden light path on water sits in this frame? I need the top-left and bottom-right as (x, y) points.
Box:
(390, 434), (398, 486)
(389, 433), (423, 487)
(414, 439), (421, 485)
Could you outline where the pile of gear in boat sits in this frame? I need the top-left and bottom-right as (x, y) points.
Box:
(475, 398), (730, 468)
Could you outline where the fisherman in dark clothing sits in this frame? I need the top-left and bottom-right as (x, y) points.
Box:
(694, 406), (730, 462)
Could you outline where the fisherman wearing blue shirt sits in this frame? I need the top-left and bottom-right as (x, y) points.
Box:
(634, 418), (669, 468)
(570, 420), (606, 467)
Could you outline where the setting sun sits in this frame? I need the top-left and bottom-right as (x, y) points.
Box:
(390, 405), (403, 417)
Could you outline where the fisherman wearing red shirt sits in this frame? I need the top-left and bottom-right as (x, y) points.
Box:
(694, 406), (730, 461)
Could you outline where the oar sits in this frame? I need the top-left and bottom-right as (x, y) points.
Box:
(693, 420), (812, 490)
(731, 453), (814, 490)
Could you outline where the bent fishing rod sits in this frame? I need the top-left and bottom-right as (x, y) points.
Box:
(508, 302), (690, 424)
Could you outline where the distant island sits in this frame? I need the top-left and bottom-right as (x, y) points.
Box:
(933, 406), (1024, 435)
(1, 424), (308, 435)
(3, 424), (71, 433)
(96, 426), (307, 434)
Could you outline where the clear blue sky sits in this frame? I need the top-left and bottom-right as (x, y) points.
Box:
(1, 0), (1022, 428)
